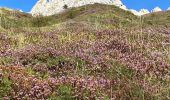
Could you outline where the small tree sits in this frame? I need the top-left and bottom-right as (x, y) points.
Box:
(63, 4), (68, 9)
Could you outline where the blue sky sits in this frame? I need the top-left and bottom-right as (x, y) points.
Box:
(0, 0), (170, 12)
(0, 0), (37, 12)
(122, 0), (170, 11)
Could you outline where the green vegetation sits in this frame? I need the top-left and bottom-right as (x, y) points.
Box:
(0, 77), (12, 98)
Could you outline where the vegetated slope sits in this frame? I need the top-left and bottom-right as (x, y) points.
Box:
(0, 4), (139, 29)
(0, 4), (170, 99)
(143, 10), (170, 27)
(0, 8), (32, 29)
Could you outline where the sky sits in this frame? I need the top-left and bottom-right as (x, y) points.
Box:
(0, 0), (170, 12)
(0, 0), (37, 12)
(122, 0), (170, 11)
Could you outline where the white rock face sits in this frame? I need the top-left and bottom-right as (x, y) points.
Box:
(31, 0), (127, 16)
(129, 9), (140, 16)
(31, 0), (164, 16)
(139, 9), (150, 15)
(152, 7), (162, 12)
(19, 10), (23, 12)
(129, 9), (150, 16)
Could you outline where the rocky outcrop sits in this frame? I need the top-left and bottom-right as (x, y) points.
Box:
(152, 7), (162, 12)
(129, 9), (150, 16)
(30, 0), (168, 16)
(139, 9), (150, 15)
(31, 0), (126, 16)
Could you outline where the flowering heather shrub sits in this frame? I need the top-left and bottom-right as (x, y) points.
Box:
(0, 65), (158, 99)
(0, 66), (112, 99)
(1, 27), (170, 99)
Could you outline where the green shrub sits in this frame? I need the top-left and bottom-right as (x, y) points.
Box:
(63, 4), (68, 9)
(0, 77), (12, 98)
(58, 85), (74, 100)
(48, 85), (74, 100)
(0, 57), (13, 66)
(67, 9), (78, 19)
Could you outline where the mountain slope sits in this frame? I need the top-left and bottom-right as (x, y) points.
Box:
(143, 10), (170, 27)
(0, 4), (138, 29)
(4, 3), (170, 30)
(0, 4), (170, 99)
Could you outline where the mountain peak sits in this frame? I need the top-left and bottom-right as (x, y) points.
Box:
(31, 0), (168, 16)
(31, 0), (125, 16)
(152, 7), (162, 12)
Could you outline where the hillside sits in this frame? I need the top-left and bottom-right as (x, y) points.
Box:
(1, 4), (139, 29)
(0, 4), (170, 99)
(143, 10), (170, 27)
